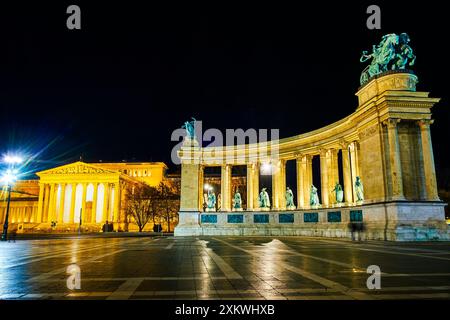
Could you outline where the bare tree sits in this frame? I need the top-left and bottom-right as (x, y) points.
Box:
(157, 181), (180, 233)
(126, 184), (159, 232)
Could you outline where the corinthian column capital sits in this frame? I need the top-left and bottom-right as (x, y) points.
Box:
(339, 140), (349, 150)
(418, 119), (434, 130)
(384, 118), (401, 128)
(319, 149), (328, 157)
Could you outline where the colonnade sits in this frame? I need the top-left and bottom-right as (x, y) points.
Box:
(35, 181), (124, 224)
(0, 203), (38, 224)
(176, 71), (445, 239)
(199, 141), (361, 211)
(197, 116), (440, 212)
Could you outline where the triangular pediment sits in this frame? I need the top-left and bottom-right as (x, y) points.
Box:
(37, 161), (119, 176)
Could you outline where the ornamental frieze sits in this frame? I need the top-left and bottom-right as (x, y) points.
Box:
(45, 164), (109, 175)
(358, 125), (379, 140)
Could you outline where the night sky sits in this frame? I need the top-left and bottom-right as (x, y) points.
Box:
(0, 2), (449, 188)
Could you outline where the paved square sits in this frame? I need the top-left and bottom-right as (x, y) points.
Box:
(1, 236), (449, 300)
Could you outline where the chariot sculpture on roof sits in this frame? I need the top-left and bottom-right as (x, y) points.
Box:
(360, 33), (416, 85)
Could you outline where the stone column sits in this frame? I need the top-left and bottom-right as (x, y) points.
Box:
(33, 206), (38, 223)
(36, 183), (45, 223)
(418, 119), (439, 200)
(271, 161), (280, 209)
(246, 163), (255, 210)
(48, 183), (57, 222)
(103, 183), (110, 223)
(221, 164), (232, 211)
(69, 184), (76, 223)
(385, 119), (405, 200)
(58, 184), (66, 223)
(30, 206), (35, 223)
(320, 150), (330, 207)
(113, 182), (120, 222)
(270, 159), (286, 210)
(349, 142), (359, 203)
(198, 166), (204, 211)
(119, 182), (127, 230)
(91, 183), (98, 223)
(81, 183), (87, 223)
(253, 163), (260, 209)
(43, 184), (50, 222)
(354, 142), (361, 178)
(341, 143), (353, 204)
(296, 155), (305, 208)
(303, 155), (313, 207)
(277, 160), (287, 209)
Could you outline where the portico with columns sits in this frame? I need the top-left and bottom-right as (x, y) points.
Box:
(34, 162), (141, 232)
(175, 71), (448, 241)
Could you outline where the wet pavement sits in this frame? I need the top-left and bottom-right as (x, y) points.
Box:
(0, 236), (449, 300)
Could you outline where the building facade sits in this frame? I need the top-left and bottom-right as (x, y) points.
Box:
(0, 161), (170, 233)
(175, 72), (449, 241)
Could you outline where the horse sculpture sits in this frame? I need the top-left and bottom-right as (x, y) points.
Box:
(360, 33), (399, 85)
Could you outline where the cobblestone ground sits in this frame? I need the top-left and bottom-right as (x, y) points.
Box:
(1, 236), (449, 300)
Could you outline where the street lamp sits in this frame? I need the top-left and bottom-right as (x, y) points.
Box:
(1, 155), (22, 241)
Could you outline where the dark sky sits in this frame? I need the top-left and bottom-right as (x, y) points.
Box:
(0, 2), (449, 186)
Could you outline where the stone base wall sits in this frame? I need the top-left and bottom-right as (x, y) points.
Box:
(175, 202), (449, 241)
(2, 221), (166, 234)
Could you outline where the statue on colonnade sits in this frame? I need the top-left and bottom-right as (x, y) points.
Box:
(359, 33), (415, 85)
(182, 117), (197, 140)
(233, 188), (243, 211)
(332, 183), (344, 204)
(355, 176), (364, 202)
(310, 185), (320, 207)
(258, 188), (271, 209)
(286, 187), (296, 210)
(206, 189), (216, 211)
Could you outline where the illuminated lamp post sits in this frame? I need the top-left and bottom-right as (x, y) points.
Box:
(1, 155), (23, 241)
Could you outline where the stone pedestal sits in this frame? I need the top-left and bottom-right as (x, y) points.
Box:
(176, 202), (449, 240)
(175, 137), (204, 236)
(174, 211), (202, 236)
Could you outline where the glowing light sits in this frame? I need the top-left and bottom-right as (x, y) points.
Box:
(260, 162), (272, 175)
(1, 171), (17, 185)
(3, 155), (23, 164)
(204, 184), (213, 191)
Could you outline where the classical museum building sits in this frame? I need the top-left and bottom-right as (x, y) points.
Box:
(0, 161), (170, 232)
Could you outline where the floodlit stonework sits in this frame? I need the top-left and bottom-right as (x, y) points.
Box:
(0, 161), (169, 233)
(175, 71), (449, 241)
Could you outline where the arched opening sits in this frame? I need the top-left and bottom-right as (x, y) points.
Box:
(312, 156), (322, 203)
(231, 165), (246, 210)
(203, 166), (221, 211)
(259, 162), (273, 208)
(285, 160), (296, 207)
